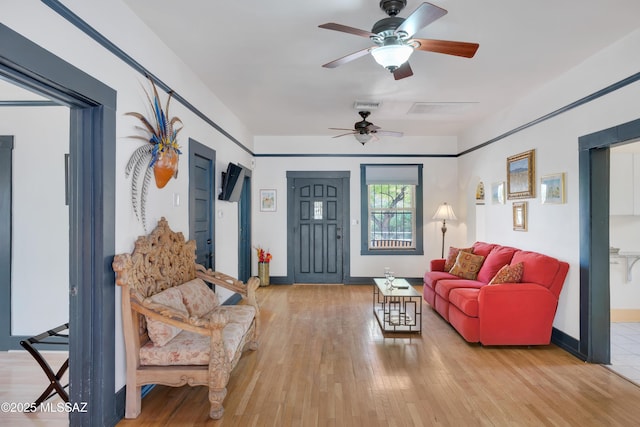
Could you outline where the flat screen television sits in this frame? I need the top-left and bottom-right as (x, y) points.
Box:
(218, 163), (245, 202)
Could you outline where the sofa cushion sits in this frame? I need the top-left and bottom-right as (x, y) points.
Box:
(435, 278), (485, 300)
(511, 251), (561, 289)
(449, 288), (481, 317)
(144, 287), (189, 347)
(177, 278), (220, 318)
(476, 245), (518, 283)
(489, 262), (524, 285)
(444, 246), (474, 272)
(449, 251), (485, 280)
(471, 242), (496, 258)
(424, 270), (459, 288)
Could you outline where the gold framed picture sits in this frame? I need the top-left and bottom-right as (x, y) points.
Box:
(541, 173), (566, 204)
(507, 149), (535, 200)
(513, 201), (528, 231)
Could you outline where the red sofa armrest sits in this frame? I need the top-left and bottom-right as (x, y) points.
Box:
(431, 258), (446, 272)
(477, 283), (558, 345)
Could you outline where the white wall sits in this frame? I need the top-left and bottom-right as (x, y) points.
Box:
(252, 135), (461, 279)
(3, 0), (256, 391)
(0, 106), (70, 335)
(458, 29), (640, 339)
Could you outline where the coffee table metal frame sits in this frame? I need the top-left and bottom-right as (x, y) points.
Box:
(373, 278), (422, 333)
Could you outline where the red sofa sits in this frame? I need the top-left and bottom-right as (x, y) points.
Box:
(423, 242), (569, 345)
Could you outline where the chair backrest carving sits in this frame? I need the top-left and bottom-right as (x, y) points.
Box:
(114, 217), (197, 302)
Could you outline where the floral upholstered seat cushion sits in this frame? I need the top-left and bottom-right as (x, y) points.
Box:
(208, 305), (256, 331)
(139, 323), (247, 366)
(143, 287), (189, 347)
(177, 278), (220, 317)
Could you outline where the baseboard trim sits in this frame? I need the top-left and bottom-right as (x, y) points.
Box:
(611, 309), (640, 322)
(551, 327), (585, 361)
(262, 276), (423, 285)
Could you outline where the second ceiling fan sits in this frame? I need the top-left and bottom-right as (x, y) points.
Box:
(319, 0), (479, 80)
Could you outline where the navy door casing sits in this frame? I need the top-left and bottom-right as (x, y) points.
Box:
(189, 139), (215, 269)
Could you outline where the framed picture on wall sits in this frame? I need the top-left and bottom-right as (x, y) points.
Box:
(541, 173), (566, 204)
(507, 149), (536, 199)
(512, 201), (528, 231)
(260, 189), (276, 212)
(491, 182), (505, 204)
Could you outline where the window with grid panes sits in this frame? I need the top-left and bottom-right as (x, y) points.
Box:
(360, 164), (423, 255)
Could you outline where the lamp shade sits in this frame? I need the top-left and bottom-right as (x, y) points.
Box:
(371, 44), (413, 70)
(432, 202), (457, 221)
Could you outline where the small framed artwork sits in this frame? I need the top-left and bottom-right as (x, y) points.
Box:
(541, 173), (566, 204)
(475, 181), (485, 205)
(512, 202), (528, 231)
(491, 182), (505, 204)
(507, 149), (536, 200)
(260, 189), (276, 212)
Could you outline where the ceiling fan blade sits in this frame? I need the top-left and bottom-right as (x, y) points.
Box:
(322, 47), (372, 68)
(413, 38), (479, 58)
(393, 62), (413, 80)
(329, 127), (355, 131)
(318, 23), (376, 38)
(366, 124), (381, 131)
(396, 2), (447, 38)
(332, 132), (356, 138)
(377, 130), (404, 137)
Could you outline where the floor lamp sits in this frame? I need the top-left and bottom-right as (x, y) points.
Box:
(432, 203), (457, 258)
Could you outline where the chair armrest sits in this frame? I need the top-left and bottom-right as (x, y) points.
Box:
(478, 283), (558, 344)
(431, 258), (446, 272)
(196, 265), (260, 315)
(132, 299), (226, 334)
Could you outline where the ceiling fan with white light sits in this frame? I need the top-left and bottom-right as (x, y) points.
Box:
(330, 111), (403, 145)
(319, 0), (479, 80)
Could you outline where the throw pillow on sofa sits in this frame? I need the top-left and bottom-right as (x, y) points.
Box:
(444, 246), (474, 271)
(449, 251), (485, 280)
(144, 287), (189, 347)
(489, 262), (524, 285)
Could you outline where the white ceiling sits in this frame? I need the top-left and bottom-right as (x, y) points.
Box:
(119, 0), (640, 139)
(4, 1), (640, 142)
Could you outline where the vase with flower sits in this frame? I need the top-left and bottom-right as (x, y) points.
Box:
(255, 246), (272, 287)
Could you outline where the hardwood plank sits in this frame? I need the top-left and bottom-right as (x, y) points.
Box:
(6, 285), (639, 426)
(112, 284), (640, 426)
(0, 351), (69, 426)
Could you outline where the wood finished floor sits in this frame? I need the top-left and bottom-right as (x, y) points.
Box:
(116, 284), (640, 426)
(3, 284), (640, 426)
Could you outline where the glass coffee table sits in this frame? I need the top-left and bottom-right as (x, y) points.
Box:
(373, 278), (422, 333)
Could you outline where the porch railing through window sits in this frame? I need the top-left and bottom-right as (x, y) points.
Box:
(368, 184), (416, 249)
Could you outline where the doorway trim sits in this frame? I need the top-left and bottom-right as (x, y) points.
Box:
(189, 138), (216, 270)
(0, 23), (117, 425)
(286, 171), (350, 284)
(579, 117), (640, 363)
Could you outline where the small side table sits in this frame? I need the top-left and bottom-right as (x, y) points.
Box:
(373, 278), (422, 333)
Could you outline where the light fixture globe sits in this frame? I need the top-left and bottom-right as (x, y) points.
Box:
(354, 132), (373, 145)
(371, 44), (413, 71)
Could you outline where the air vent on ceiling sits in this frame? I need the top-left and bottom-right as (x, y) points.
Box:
(354, 100), (381, 110)
(408, 102), (477, 115)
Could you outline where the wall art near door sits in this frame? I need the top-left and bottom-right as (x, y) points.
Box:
(507, 149), (535, 200)
(541, 173), (566, 204)
(260, 189), (276, 212)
